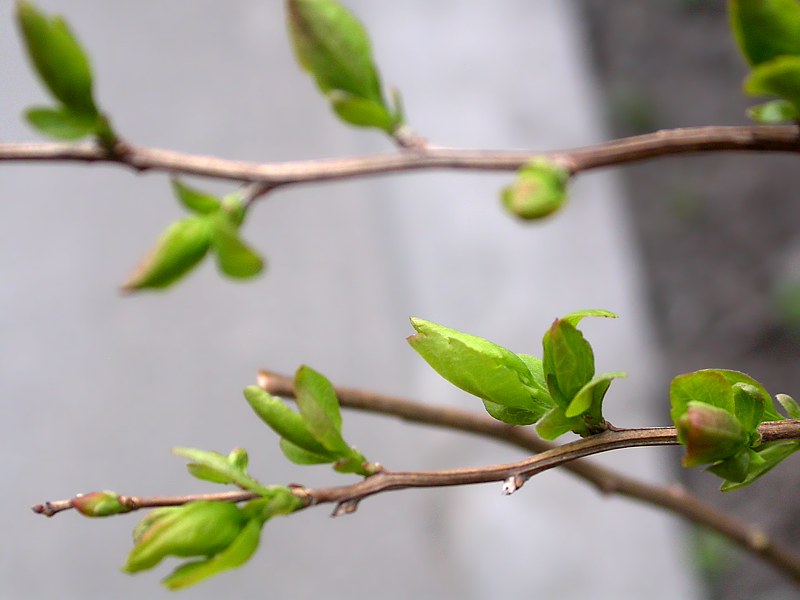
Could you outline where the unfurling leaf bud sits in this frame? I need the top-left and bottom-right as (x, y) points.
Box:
(71, 491), (130, 517)
(123, 501), (247, 573)
(501, 159), (569, 220)
(677, 402), (748, 468)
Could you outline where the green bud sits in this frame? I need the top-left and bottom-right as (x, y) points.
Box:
(501, 159), (569, 220)
(123, 501), (247, 573)
(228, 448), (249, 471)
(71, 490), (130, 517)
(121, 216), (212, 292)
(677, 402), (748, 468)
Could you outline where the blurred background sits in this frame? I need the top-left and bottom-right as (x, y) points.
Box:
(2, 1), (797, 598)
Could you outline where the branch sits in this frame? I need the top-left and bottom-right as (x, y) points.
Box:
(33, 371), (800, 585)
(3, 126), (800, 190)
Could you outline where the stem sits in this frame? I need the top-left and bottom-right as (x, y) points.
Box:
(3, 126), (800, 189)
(32, 372), (800, 585)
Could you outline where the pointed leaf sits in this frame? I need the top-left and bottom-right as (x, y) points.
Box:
(24, 106), (98, 140)
(121, 216), (212, 292)
(714, 370), (780, 421)
(565, 372), (626, 418)
(729, 0), (800, 66)
(559, 309), (618, 328)
(293, 366), (350, 454)
(210, 219), (264, 279)
(707, 448), (752, 484)
(243, 386), (337, 459)
(731, 383), (765, 434)
(287, 0), (385, 104)
(172, 179), (221, 214)
(670, 370), (736, 425)
(481, 400), (542, 426)
(162, 518), (263, 590)
(408, 318), (550, 417)
(16, 1), (98, 115)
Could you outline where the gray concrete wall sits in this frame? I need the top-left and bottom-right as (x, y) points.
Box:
(1, 2), (696, 598)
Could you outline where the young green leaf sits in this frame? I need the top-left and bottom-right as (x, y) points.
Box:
(670, 370), (738, 425)
(16, 1), (98, 116)
(24, 106), (99, 140)
(535, 406), (576, 441)
(279, 438), (337, 465)
(565, 372), (626, 418)
(500, 159), (570, 220)
(408, 318), (551, 418)
(730, 383), (765, 435)
(293, 365), (350, 454)
(171, 179), (222, 215)
(210, 219), (265, 279)
(329, 90), (395, 131)
(746, 99), (800, 123)
(745, 55), (800, 110)
(776, 393), (800, 419)
(720, 442), (800, 491)
(173, 447), (271, 496)
(728, 0), (800, 66)
(121, 216), (212, 292)
(287, 0), (398, 131)
(559, 309), (618, 328)
(123, 501), (247, 573)
(707, 448), (752, 484)
(542, 319), (595, 407)
(243, 386), (337, 459)
(162, 517), (263, 590)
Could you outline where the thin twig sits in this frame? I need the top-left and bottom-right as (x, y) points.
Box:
(3, 126), (800, 190)
(32, 372), (800, 585)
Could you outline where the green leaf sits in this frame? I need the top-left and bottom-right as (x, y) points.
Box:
(210, 219), (264, 279)
(279, 438), (337, 465)
(243, 386), (337, 459)
(729, 0), (800, 66)
(500, 159), (570, 220)
(172, 179), (222, 215)
(565, 372), (626, 418)
(120, 216), (212, 292)
(162, 518), (263, 590)
(745, 55), (800, 109)
(670, 370), (737, 425)
(542, 319), (595, 407)
(746, 99), (800, 123)
(777, 393), (800, 419)
(24, 106), (98, 140)
(16, 1), (98, 116)
(293, 366), (350, 454)
(287, 0), (385, 103)
(408, 318), (550, 417)
(559, 309), (618, 328)
(123, 501), (246, 573)
(328, 90), (396, 131)
(714, 370), (781, 421)
(536, 406), (575, 441)
(707, 448), (752, 484)
(480, 401), (542, 426)
(730, 383), (765, 434)
(720, 442), (800, 491)
(173, 448), (271, 496)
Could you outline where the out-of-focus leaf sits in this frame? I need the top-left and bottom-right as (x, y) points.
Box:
(16, 1), (98, 115)
(746, 99), (800, 123)
(720, 442), (800, 491)
(500, 159), (570, 220)
(172, 179), (222, 215)
(745, 55), (800, 110)
(173, 447), (270, 495)
(329, 90), (395, 131)
(24, 106), (98, 139)
(729, 0), (800, 66)
(120, 216), (212, 292)
(210, 219), (264, 279)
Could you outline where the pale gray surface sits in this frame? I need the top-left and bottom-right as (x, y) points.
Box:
(1, 1), (698, 598)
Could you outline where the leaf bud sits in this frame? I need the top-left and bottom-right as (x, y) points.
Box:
(501, 159), (569, 220)
(71, 490), (130, 517)
(677, 401), (748, 467)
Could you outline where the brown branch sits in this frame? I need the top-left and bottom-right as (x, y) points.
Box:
(33, 372), (800, 585)
(259, 371), (800, 585)
(3, 126), (800, 189)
